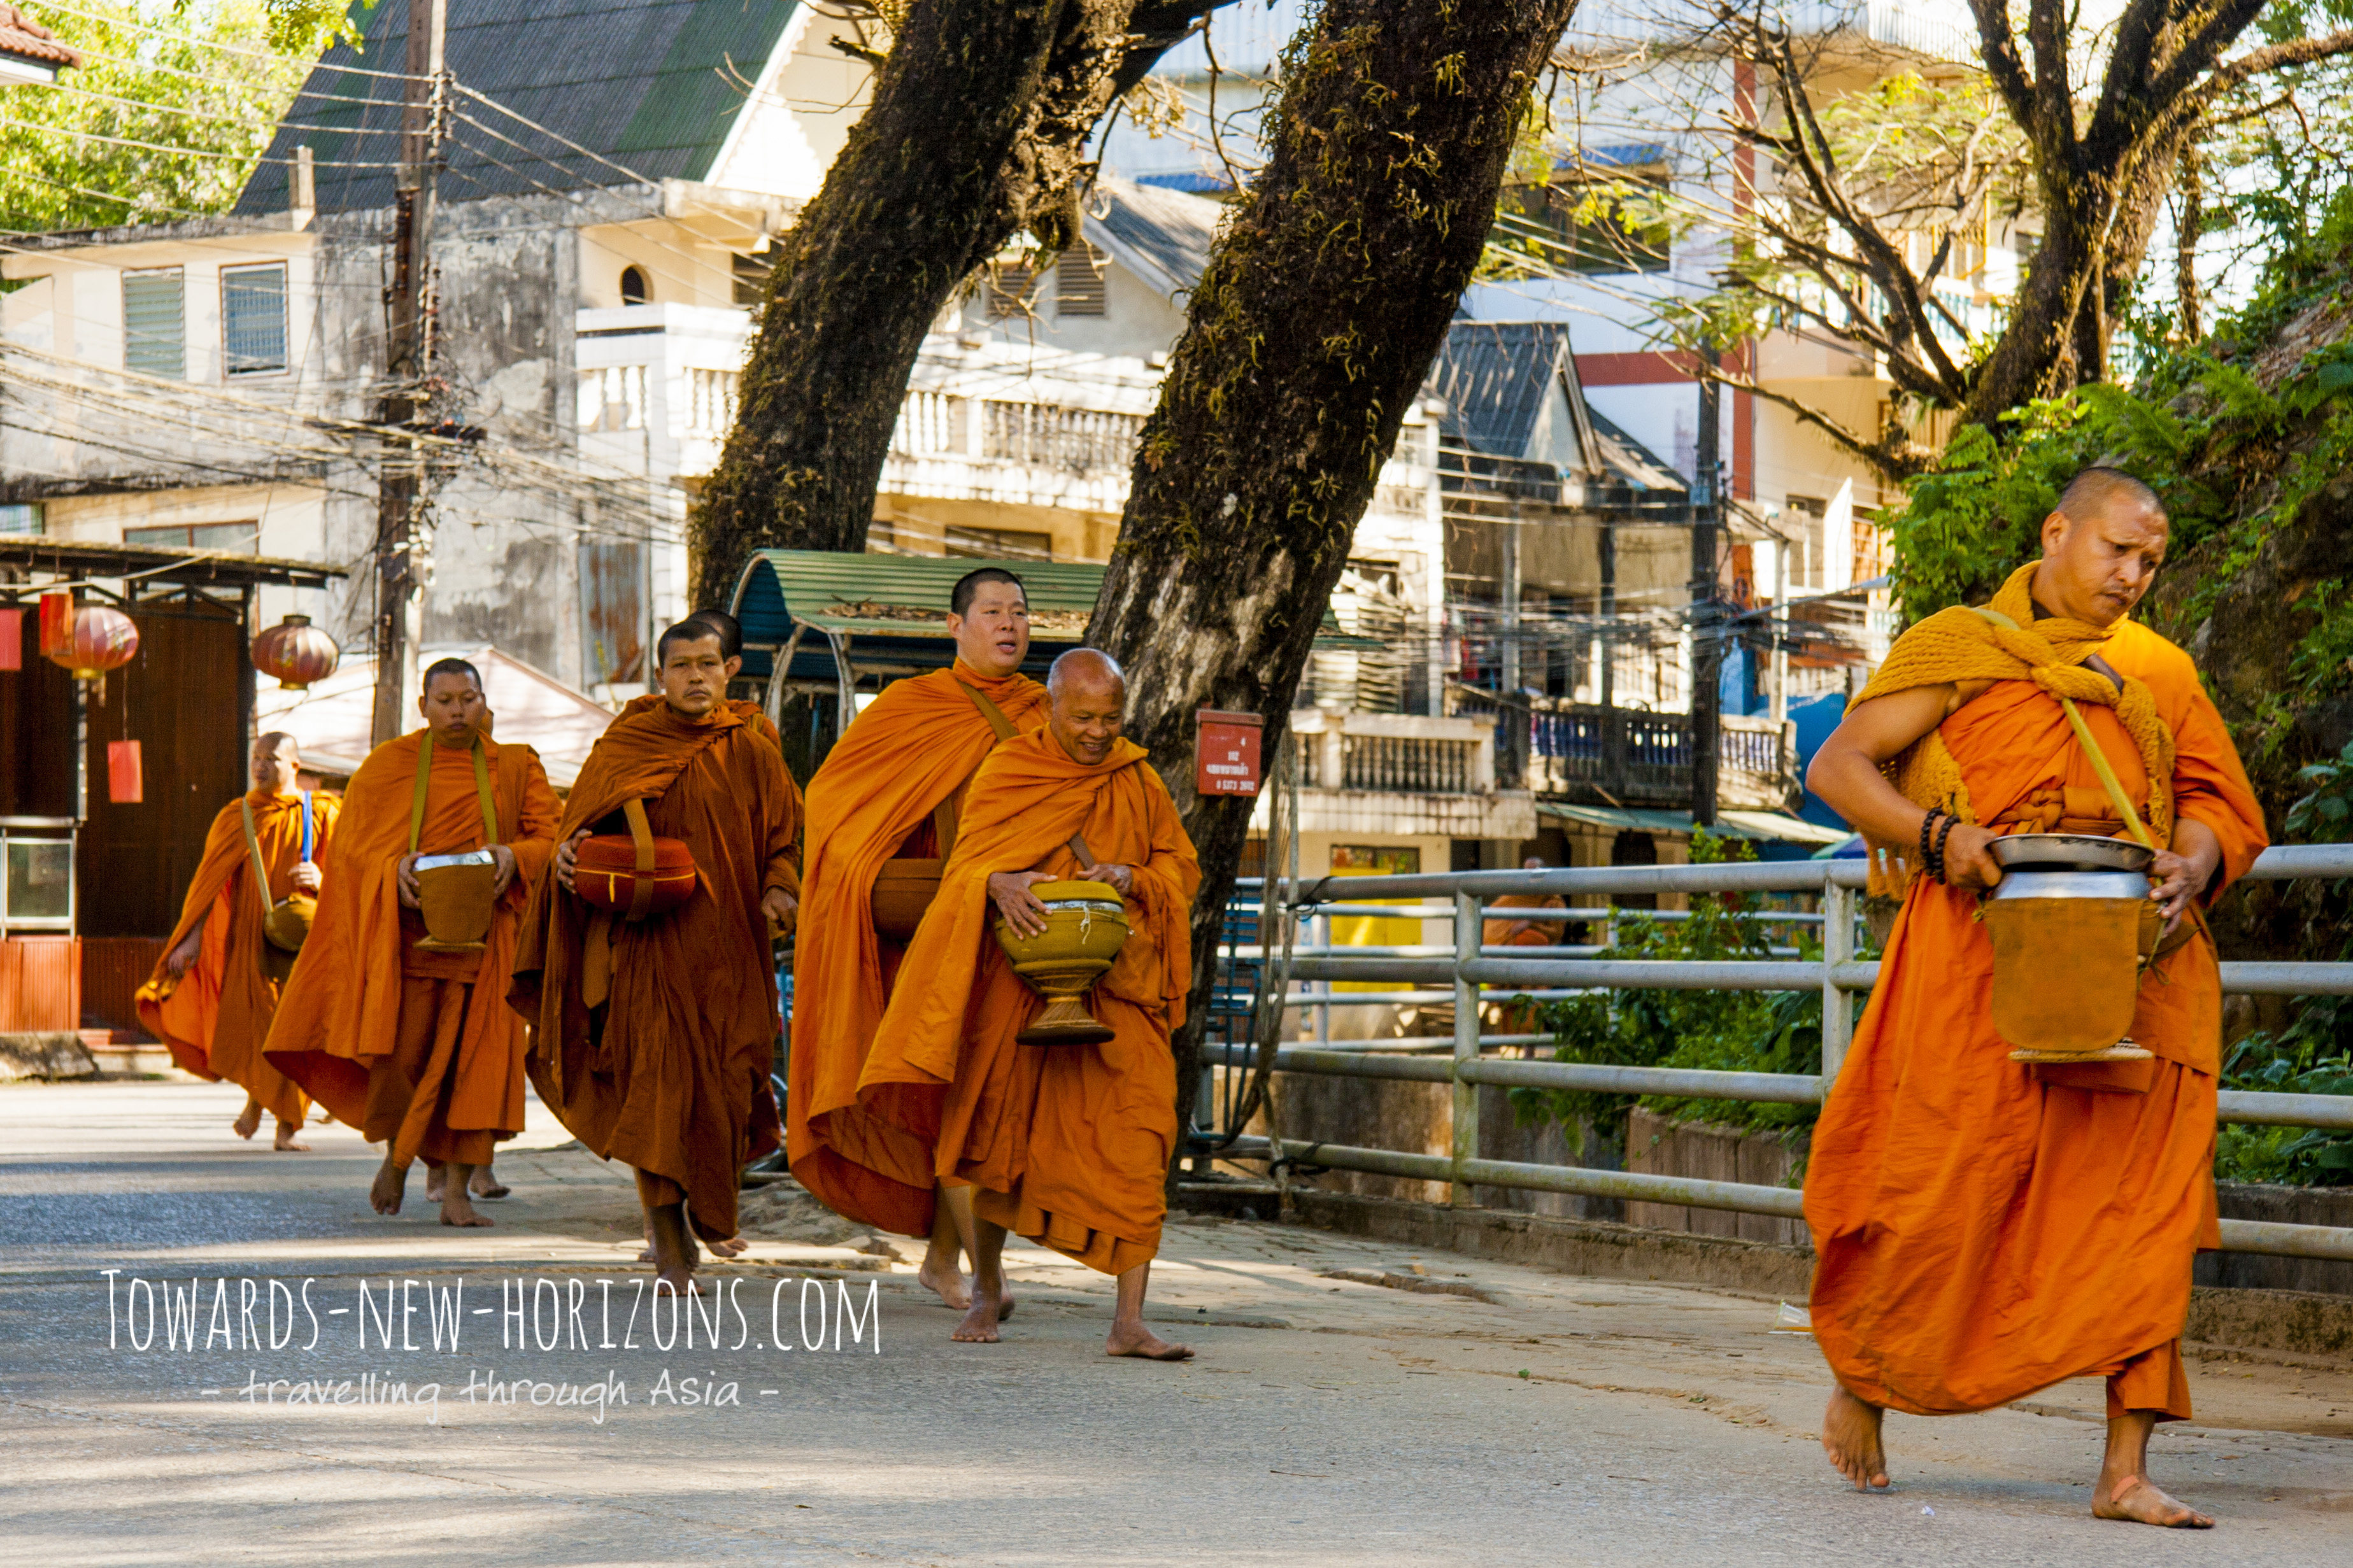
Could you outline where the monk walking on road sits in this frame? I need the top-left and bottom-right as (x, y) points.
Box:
(512, 623), (803, 1296)
(267, 660), (559, 1227)
(865, 648), (1200, 1359)
(788, 568), (1047, 1308)
(1805, 469), (2266, 1527)
(138, 732), (338, 1151)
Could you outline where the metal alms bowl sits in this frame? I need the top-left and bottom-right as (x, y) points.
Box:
(1986, 832), (2154, 875)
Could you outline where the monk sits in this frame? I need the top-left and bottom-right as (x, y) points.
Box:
(1805, 467), (2266, 1528)
(865, 648), (1201, 1358)
(608, 605), (780, 1263)
(511, 622), (803, 1294)
(788, 567), (1048, 1308)
(1483, 858), (1569, 1037)
(138, 731), (338, 1151)
(427, 701), (509, 1207)
(266, 658), (559, 1227)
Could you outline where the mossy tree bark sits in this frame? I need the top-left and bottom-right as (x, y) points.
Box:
(691, 1), (1225, 604)
(1086, 0), (1581, 1155)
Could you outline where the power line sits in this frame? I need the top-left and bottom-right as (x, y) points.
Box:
(0, 114), (406, 167)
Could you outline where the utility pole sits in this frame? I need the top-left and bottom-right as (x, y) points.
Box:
(371, 0), (448, 744)
(1688, 370), (1722, 829)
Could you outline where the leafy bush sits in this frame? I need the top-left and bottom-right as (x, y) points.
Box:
(2216, 1003), (2353, 1187)
(1507, 835), (1831, 1155)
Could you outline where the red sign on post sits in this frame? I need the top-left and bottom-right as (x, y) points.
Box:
(0, 607), (21, 672)
(1193, 708), (1263, 796)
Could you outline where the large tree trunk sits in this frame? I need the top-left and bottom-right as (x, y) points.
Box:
(1088, 0), (1582, 1166)
(691, 1), (1219, 603)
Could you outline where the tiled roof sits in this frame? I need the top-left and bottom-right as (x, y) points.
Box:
(1426, 320), (1686, 498)
(234, 0), (799, 215)
(0, 3), (80, 68)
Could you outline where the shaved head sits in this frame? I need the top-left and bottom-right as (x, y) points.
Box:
(251, 730), (301, 793)
(1046, 649), (1127, 766)
(1048, 647), (1125, 699)
(2034, 465), (2169, 627)
(2055, 467), (2161, 529)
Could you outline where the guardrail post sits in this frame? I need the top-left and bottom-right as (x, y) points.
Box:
(1821, 876), (1855, 1089)
(1452, 891), (1480, 1208)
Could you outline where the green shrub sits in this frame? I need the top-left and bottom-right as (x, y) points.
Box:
(1508, 835), (1834, 1159)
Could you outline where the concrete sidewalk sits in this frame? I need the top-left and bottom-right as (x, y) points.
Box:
(2, 1077), (2347, 1565)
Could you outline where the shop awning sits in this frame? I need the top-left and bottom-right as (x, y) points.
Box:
(0, 537), (344, 591)
(1537, 802), (1851, 847)
(729, 549), (1382, 686)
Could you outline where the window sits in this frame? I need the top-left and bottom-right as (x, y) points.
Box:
(620, 265), (650, 305)
(0, 502), (41, 536)
(1053, 243), (1107, 316)
(1494, 166), (1672, 276)
(122, 269), (185, 378)
(220, 262), (287, 374)
(985, 260), (1035, 318)
(123, 523), (259, 553)
(731, 252), (771, 307)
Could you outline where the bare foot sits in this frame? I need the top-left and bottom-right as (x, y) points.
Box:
(953, 1285), (1004, 1343)
(369, 1157), (407, 1217)
(273, 1119), (310, 1152)
(441, 1183), (493, 1229)
(2093, 1476), (2213, 1528)
(709, 1236), (748, 1257)
(1821, 1385), (1890, 1491)
(232, 1100), (262, 1141)
(1105, 1322), (1193, 1360)
(919, 1253), (972, 1310)
(469, 1167), (510, 1200)
(652, 1268), (699, 1298)
(425, 1166), (446, 1203)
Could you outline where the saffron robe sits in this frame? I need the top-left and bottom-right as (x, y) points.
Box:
(863, 726), (1201, 1275)
(511, 702), (803, 1241)
(266, 731), (558, 1167)
(1805, 615), (2267, 1421)
(787, 662), (1048, 1236)
(136, 789), (341, 1123)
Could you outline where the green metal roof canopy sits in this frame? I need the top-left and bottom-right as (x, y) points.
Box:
(729, 549), (1377, 688)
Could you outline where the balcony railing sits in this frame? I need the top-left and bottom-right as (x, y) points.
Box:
(979, 402), (1144, 473)
(1293, 710), (1498, 797)
(1458, 689), (1797, 810)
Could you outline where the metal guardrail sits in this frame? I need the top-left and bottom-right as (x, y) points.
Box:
(1217, 846), (2353, 1264)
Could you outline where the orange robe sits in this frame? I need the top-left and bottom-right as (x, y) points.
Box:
(511, 703), (803, 1241)
(265, 732), (558, 1168)
(1806, 617), (2267, 1422)
(786, 663), (1048, 1236)
(863, 726), (1201, 1274)
(136, 789), (341, 1123)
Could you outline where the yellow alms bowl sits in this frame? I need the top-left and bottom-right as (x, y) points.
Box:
(995, 879), (1129, 977)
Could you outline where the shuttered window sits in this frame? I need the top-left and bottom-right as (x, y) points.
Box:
(986, 261), (1035, 318)
(221, 262), (288, 375)
(1054, 243), (1107, 316)
(122, 269), (185, 379)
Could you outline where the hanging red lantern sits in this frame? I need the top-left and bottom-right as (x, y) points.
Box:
(251, 612), (340, 689)
(43, 604), (139, 681)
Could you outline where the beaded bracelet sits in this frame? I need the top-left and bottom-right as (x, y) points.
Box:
(1916, 807), (1945, 883)
(1930, 810), (1959, 884)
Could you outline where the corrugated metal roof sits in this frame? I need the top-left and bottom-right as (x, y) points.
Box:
(1085, 178), (1222, 298)
(729, 549), (1377, 684)
(1426, 321), (1569, 463)
(234, 0), (796, 216)
(1426, 320), (1686, 500)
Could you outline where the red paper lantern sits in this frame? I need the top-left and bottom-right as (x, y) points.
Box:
(43, 604), (138, 681)
(251, 612), (340, 689)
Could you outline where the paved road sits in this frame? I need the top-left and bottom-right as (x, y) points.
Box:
(3, 1077), (2348, 1566)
